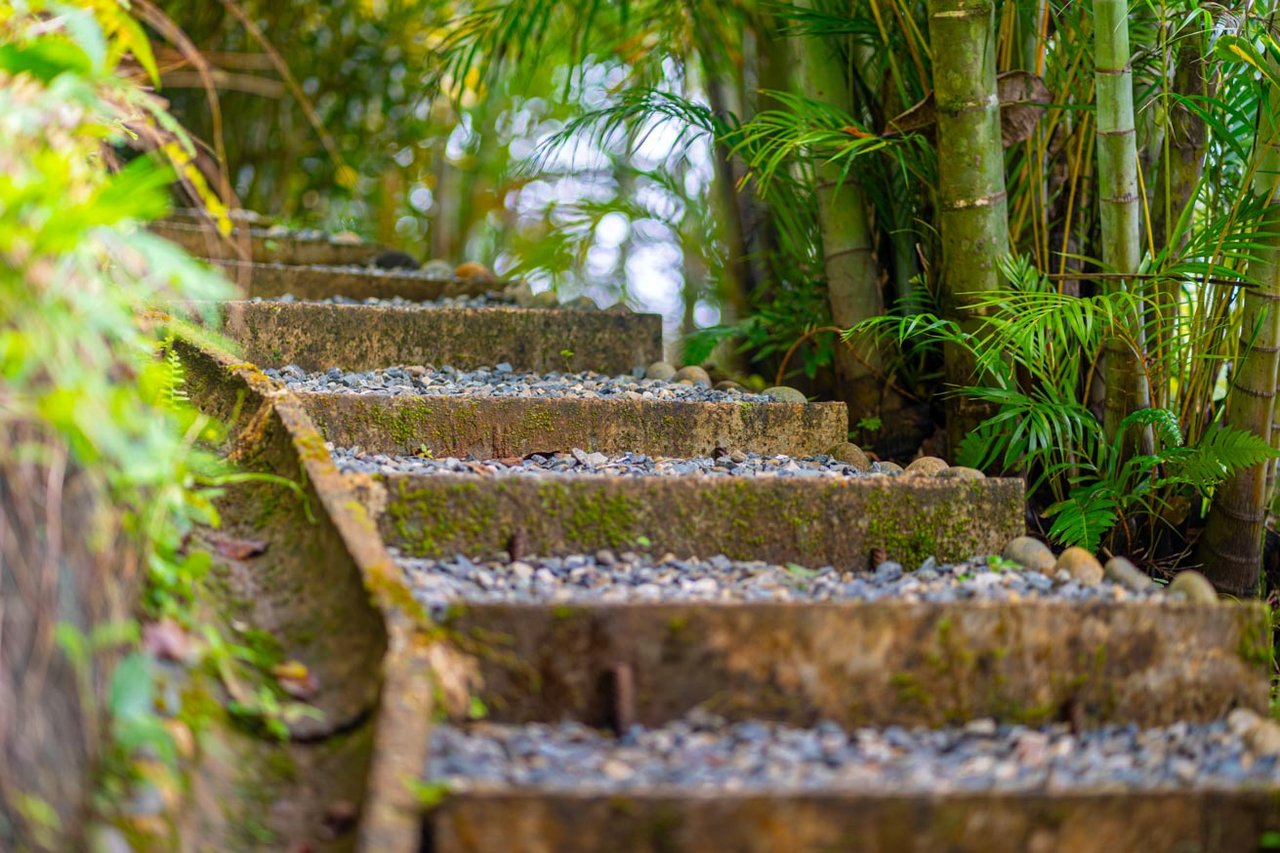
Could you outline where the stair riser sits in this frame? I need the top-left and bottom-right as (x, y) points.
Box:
(222, 302), (662, 374)
(436, 601), (1269, 728)
(423, 791), (1280, 853)
(376, 474), (1022, 568)
(301, 393), (849, 458)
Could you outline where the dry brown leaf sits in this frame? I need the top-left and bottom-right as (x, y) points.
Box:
(885, 71), (1051, 148)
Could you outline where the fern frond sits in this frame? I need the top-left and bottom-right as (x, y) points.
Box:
(1044, 485), (1122, 552)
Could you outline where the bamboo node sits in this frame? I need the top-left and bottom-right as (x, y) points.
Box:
(941, 191), (1007, 211)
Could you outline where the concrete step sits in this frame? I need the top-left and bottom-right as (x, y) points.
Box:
(220, 300), (662, 375)
(421, 786), (1280, 853)
(292, 388), (849, 459)
(152, 220), (383, 266)
(210, 259), (492, 302)
(361, 467), (1021, 568)
(425, 596), (1267, 731)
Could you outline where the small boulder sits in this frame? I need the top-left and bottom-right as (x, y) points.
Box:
(762, 385), (807, 403)
(826, 442), (871, 472)
(422, 259), (455, 279)
(330, 230), (362, 245)
(373, 250), (420, 270)
(455, 261), (495, 281)
(530, 290), (560, 308)
(938, 466), (986, 480)
(673, 366), (713, 388)
(1103, 556), (1155, 591)
(504, 281), (535, 306)
(1167, 570), (1218, 603)
(1228, 708), (1280, 755)
(1002, 536), (1055, 573)
(646, 361), (677, 381)
(714, 380), (745, 392)
(877, 461), (904, 474)
(904, 456), (949, 476)
(567, 295), (598, 310)
(1054, 546), (1103, 585)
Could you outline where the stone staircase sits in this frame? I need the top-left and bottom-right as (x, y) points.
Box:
(173, 228), (1280, 852)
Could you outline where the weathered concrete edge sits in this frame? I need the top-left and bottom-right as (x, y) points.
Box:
(177, 339), (431, 852)
(440, 598), (1272, 729)
(424, 788), (1280, 853)
(376, 472), (1024, 567)
(152, 220), (382, 266)
(209, 260), (494, 301)
(300, 391), (851, 458)
(219, 300), (665, 375)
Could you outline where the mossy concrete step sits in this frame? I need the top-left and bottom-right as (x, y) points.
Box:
(372, 473), (1022, 567)
(210, 259), (491, 302)
(152, 220), (382, 266)
(433, 600), (1268, 729)
(221, 301), (662, 374)
(422, 788), (1280, 853)
(298, 393), (849, 458)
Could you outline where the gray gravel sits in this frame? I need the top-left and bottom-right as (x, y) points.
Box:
(428, 713), (1280, 792)
(250, 292), (510, 309)
(265, 364), (773, 402)
(397, 551), (1162, 615)
(333, 447), (897, 479)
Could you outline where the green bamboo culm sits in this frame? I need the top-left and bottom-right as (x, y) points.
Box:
(794, 7), (885, 415)
(926, 0), (1010, 454)
(1093, 0), (1151, 443)
(1196, 55), (1280, 596)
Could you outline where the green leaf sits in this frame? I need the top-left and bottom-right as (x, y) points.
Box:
(0, 40), (94, 82)
(108, 652), (154, 722)
(1044, 486), (1120, 552)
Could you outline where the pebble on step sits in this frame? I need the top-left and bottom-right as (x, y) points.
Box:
(396, 550), (1166, 615)
(426, 712), (1280, 793)
(268, 364), (779, 404)
(334, 446), (897, 480)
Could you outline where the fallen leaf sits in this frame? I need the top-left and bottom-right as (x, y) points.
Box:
(143, 618), (191, 662)
(272, 660), (319, 700)
(210, 533), (269, 561)
(885, 71), (1051, 148)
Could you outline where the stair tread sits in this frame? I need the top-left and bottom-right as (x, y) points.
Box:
(424, 715), (1280, 794)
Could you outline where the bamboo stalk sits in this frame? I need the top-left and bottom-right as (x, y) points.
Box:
(795, 8), (886, 414)
(1093, 0), (1151, 444)
(926, 0), (1011, 453)
(1196, 47), (1280, 596)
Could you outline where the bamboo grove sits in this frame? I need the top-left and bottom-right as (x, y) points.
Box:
(159, 0), (1280, 596)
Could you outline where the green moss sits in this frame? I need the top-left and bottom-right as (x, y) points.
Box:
(1240, 604), (1275, 668)
(385, 479), (495, 556)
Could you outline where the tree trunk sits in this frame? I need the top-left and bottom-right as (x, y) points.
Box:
(1093, 0), (1151, 443)
(795, 13), (885, 417)
(1196, 55), (1280, 596)
(926, 0), (1011, 454)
